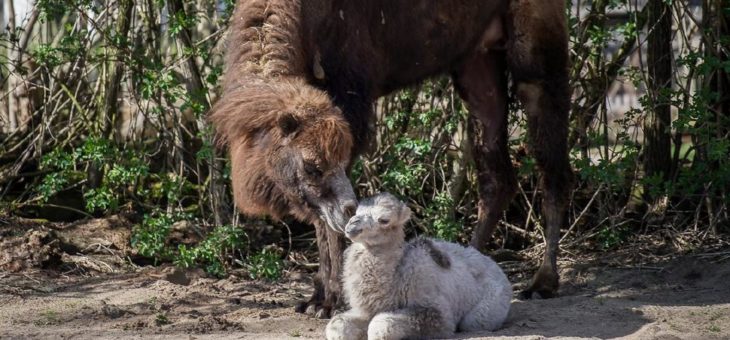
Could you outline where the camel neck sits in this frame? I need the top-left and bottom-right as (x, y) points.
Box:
(361, 240), (405, 269)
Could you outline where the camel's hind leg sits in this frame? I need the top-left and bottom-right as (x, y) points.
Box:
(458, 294), (511, 332)
(453, 50), (517, 251)
(507, 0), (573, 299)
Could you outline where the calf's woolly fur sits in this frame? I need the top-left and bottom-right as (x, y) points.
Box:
(326, 193), (512, 340)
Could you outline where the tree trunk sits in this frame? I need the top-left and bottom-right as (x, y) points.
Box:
(166, 0), (231, 225)
(5, 0), (18, 133)
(99, 0), (134, 138)
(4, 2), (39, 135)
(643, 0), (673, 186)
(714, 1), (730, 145)
(568, 3), (651, 151)
(0, 1), (7, 134)
(699, 0), (730, 231)
(167, 0), (208, 110)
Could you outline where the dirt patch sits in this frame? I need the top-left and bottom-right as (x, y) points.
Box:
(0, 267), (325, 339)
(1, 253), (728, 339)
(0, 214), (136, 273)
(1, 216), (729, 339)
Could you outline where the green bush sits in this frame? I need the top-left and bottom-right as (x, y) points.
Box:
(174, 224), (247, 278)
(2, 0), (730, 278)
(245, 248), (284, 281)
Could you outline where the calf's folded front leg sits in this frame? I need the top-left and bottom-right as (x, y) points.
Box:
(367, 306), (455, 340)
(325, 310), (369, 340)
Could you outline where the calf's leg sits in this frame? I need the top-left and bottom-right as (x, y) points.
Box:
(325, 310), (369, 340)
(367, 306), (455, 340)
(458, 292), (511, 332)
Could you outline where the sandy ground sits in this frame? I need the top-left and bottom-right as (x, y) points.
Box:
(1, 254), (729, 339)
(1, 216), (729, 339)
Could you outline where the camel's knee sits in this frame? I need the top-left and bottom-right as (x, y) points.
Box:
(469, 137), (517, 250)
(325, 314), (366, 340)
(475, 161), (517, 203)
(469, 118), (517, 207)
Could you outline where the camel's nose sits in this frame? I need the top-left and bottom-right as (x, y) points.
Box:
(342, 201), (357, 218)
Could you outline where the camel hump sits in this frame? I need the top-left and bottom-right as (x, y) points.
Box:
(406, 237), (452, 269)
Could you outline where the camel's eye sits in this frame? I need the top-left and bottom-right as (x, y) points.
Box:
(377, 217), (390, 225)
(304, 162), (323, 178)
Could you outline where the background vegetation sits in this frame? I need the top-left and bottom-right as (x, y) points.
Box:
(1, 0), (728, 278)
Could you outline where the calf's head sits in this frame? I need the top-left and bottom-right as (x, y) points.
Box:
(345, 192), (411, 247)
(211, 78), (357, 232)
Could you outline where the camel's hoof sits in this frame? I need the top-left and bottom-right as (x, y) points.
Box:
(315, 307), (332, 319)
(518, 288), (557, 300)
(294, 301), (310, 314)
(330, 308), (343, 317)
(294, 300), (333, 318)
(521, 265), (559, 300)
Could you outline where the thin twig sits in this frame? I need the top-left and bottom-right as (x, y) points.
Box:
(561, 183), (605, 243)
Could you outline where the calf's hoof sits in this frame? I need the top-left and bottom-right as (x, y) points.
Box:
(325, 315), (366, 340)
(368, 315), (406, 340)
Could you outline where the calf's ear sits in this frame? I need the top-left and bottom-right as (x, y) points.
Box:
(398, 204), (412, 226)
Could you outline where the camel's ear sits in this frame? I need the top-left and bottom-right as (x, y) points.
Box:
(277, 112), (299, 136)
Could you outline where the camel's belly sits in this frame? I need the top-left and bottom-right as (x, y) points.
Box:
(304, 0), (507, 95)
(375, 1), (505, 87)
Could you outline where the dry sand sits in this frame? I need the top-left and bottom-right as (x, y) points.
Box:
(1, 215), (729, 339)
(1, 253), (729, 340)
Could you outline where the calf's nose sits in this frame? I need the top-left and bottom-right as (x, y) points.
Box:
(345, 224), (363, 238)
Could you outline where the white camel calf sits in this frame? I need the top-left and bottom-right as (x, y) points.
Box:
(326, 192), (512, 340)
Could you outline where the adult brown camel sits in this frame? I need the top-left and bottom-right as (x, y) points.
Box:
(211, 0), (573, 317)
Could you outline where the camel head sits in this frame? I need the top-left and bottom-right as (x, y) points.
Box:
(344, 192), (411, 247)
(211, 78), (357, 233)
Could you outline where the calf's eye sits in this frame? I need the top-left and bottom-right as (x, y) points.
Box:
(377, 218), (390, 225)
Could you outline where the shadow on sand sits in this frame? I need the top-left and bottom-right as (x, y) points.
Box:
(457, 253), (730, 339)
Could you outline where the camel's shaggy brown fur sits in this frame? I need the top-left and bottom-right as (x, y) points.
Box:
(223, 0), (306, 86)
(210, 77), (352, 222)
(212, 0), (573, 317)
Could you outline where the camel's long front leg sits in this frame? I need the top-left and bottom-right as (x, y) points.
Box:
(295, 222), (344, 318)
(324, 225), (346, 315)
